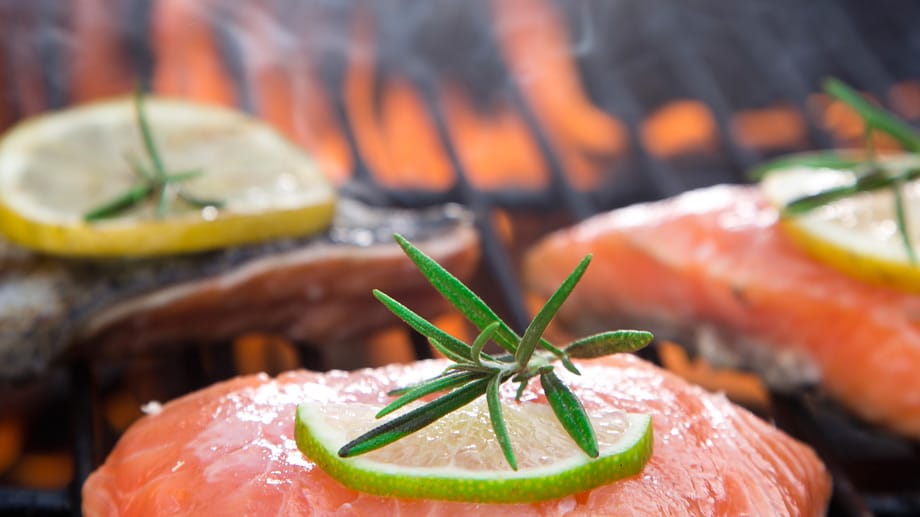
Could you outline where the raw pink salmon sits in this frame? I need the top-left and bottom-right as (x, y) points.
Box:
(525, 184), (920, 439)
(82, 355), (830, 516)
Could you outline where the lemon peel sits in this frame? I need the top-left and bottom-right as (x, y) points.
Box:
(0, 96), (336, 257)
(760, 156), (920, 292)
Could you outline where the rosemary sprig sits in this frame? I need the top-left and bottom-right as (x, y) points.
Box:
(338, 234), (654, 470)
(83, 90), (224, 221)
(752, 78), (920, 264)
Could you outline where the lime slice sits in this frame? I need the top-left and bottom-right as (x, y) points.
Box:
(295, 398), (652, 503)
(0, 96), (336, 257)
(760, 155), (920, 292)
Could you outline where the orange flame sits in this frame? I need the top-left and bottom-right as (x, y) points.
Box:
(239, 4), (352, 183)
(0, 47), (13, 131)
(731, 105), (807, 151)
(8, 25), (46, 117)
(491, 0), (626, 190)
(366, 326), (416, 366)
(809, 92), (900, 150)
(442, 87), (548, 190)
(658, 341), (769, 410)
(71, 0), (134, 102)
(641, 100), (717, 158)
(344, 11), (454, 191)
(345, 12), (454, 190)
(889, 80), (920, 121)
(152, 0), (235, 106)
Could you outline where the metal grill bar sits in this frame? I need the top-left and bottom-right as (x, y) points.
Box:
(0, 487), (71, 515)
(419, 78), (534, 331)
(729, 7), (836, 151)
(772, 393), (870, 517)
(649, 5), (762, 179)
(69, 365), (95, 517)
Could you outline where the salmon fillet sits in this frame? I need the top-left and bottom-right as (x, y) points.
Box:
(82, 355), (830, 516)
(524, 184), (920, 439)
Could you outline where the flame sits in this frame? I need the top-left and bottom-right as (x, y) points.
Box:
(641, 100), (717, 158)
(71, 0), (134, 102)
(11, 2), (918, 195)
(658, 341), (769, 410)
(889, 80), (920, 121)
(442, 87), (548, 190)
(366, 326), (416, 366)
(237, 3), (351, 184)
(0, 416), (23, 476)
(809, 92), (900, 150)
(343, 10), (453, 191)
(152, 0), (235, 106)
(104, 391), (142, 432)
(491, 0), (626, 190)
(7, 452), (74, 489)
(731, 105), (807, 151)
(0, 52), (13, 131)
(429, 312), (473, 357)
(6, 13), (46, 118)
(233, 332), (299, 375)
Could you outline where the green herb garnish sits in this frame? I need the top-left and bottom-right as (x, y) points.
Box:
(337, 234), (653, 470)
(83, 90), (224, 221)
(752, 78), (920, 264)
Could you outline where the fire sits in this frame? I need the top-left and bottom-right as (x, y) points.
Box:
(71, 0), (134, 102)
(809, 92), (901, 151)
(237, 2), (352, 184)
(641, 100), (717, 158)
(490, 0), (626, 190)
(442, 87), (548, 190)
(233, 332), (300, 376)
(344, 10), (453, 191)
(889, 80), (920, 121)
(731, 105), (807, 151)
(5, 9), (46, 118)
(6, 1), (917, 192)
(152, 0), (235, 106)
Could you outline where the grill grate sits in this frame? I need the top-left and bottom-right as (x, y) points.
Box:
(1, 0), (920, 515)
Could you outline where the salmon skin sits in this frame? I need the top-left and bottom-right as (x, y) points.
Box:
(0, 199), (478, 381)
(524, 185), (920, 439)
(82, 355), (830, 516)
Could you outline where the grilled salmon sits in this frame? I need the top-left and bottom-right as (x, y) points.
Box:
(0, 199), (477, 381)
(82, 354), (830, 516)
(524, 184), (920, 439)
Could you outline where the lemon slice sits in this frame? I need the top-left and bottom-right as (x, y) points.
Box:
(0, 96), (336, 257)
(295, 398), (652, 503)
(760, 155), (920, 292)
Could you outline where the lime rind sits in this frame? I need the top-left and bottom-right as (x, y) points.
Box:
(295, 402), (653, 503)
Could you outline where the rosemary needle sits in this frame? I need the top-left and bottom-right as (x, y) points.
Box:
(83, 90), (222, 221)
(339, 234), (654, 470)
(753, 78), (920, 265)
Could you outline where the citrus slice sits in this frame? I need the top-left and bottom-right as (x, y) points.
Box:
(760, 155), (920, 292)
(295, 398), (652, 503)
(0, 96), (336, 257)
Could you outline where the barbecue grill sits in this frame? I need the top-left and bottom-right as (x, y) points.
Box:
(1, 0), (919, 515)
